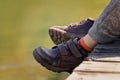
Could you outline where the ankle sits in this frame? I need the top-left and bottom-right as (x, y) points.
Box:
(79, 34), (97, 51)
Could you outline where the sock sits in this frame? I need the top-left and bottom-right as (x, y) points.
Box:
(79, 37), (92, 52)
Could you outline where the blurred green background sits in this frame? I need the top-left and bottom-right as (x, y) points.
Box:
(0, 0), (109, 80)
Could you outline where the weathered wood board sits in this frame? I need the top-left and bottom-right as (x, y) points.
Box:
(66, 61), (120, 80)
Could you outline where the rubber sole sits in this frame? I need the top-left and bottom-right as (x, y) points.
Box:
(33, 48), (72, 73)
(49, 27), (79, 45)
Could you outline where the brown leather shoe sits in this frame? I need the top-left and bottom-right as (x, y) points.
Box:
(49, 18), (94, 44)
(33, 38), (90, 73)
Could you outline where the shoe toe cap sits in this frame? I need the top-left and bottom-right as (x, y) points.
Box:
(33, 46), (59, 64)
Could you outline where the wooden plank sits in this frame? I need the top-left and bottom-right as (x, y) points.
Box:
(74, 61), (120, 73)
(66, 61), (120, 80)
(66, 72), (120, 80)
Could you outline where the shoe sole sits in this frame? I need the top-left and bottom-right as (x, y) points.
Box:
(49, 27), (80, 45)
(33, 48), (72, 73)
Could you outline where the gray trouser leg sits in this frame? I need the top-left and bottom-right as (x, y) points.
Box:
(87, 39), (120, 60)
(88, 0), (120, 43)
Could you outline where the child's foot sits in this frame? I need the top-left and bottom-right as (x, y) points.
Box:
(49, 18), (94, 44)
(33, 38), (91, 73)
